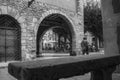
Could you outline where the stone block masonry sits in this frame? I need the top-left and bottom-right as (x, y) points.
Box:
(0, 0), (84, 60)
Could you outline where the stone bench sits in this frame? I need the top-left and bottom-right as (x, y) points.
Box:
(8, 54), (120, 80)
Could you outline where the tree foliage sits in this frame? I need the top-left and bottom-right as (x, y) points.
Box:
(84, 2), (103, 41)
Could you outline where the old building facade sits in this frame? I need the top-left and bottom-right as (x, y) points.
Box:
(0, 0), (84, 61)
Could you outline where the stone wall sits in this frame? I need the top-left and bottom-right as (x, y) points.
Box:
(0, 0), (84, 60)
(101, 0), (120, 55)
(101, 0), (120, 72)
(75, 0), (84, 54)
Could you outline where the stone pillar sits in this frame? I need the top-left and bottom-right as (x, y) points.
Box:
(101, 0), (120, 72)
(21, 23), (28, 61)
(101, 0), (119, 55)
(91, 66), (116, 80)
(74, 0), (84, 55)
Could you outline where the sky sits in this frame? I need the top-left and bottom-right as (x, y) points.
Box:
(84, 0), (100, 2)
(84, 0), (100, 4)
(84, 0), (101, 7)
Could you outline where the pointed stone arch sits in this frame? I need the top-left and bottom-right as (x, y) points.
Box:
(0, 4), (29, 60)
(0, 13), (21, 62)
(36, 10), (77, 55)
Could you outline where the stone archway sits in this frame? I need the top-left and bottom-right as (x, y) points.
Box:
(0, 4), (28, 61)
(0, 15), (21, 62)
(36, 13), (75, 56)
(41, 26), (72, 54)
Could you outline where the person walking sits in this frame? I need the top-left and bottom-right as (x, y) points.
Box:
(81, 37), (89, 55)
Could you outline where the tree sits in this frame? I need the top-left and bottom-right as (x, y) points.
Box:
(84, 1), (103, 41)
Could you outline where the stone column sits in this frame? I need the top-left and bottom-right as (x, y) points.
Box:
(101, 0), (120, 72)
(101, 0), (119, 55)
(74, 0), (84, 55)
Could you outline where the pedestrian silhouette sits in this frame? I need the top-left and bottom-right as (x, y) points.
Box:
(81, 37), (89, 55)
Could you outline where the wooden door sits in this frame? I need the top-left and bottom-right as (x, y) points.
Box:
(0, 28), (20, 62)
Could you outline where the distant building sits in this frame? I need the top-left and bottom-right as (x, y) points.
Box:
(84, 31), (93, 45)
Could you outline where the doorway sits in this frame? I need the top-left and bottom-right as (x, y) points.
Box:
(0, 15), (21, 62)
(37, 14), (74, 56)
